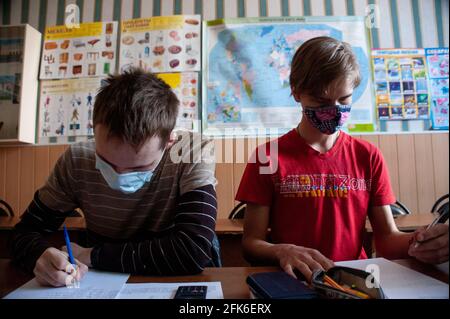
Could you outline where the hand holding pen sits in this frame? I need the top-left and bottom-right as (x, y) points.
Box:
(33, 225), (89, 288)
(408, 212), (449, 264)
(63, 225), (80, 286)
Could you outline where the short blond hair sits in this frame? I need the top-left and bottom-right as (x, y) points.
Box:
(290, 36), (361, 98)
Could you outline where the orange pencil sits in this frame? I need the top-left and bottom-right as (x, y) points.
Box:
(323, 275), (370, 299)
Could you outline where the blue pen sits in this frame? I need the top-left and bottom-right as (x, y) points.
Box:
(63, 225), (76, 266)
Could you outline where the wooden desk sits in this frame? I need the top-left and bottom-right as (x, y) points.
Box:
(0, 217), (246, 265)
(0, 216), (86, 230)
(0, 258), (447, 299)
(365, 214), (436, 232)
(217, 214), (438, 234)
(217, 214), (437, 234)
(0, 216), (239, 234)
(0, 215), (437, 266)
(215, 219), (244, 234)
(0, 214), (436, 234)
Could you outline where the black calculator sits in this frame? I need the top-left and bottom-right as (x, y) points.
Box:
(174, 285), (208, 299)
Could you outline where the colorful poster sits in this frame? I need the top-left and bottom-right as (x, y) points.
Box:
(39, 78), (103, 143)
(157, 72), (199, 131)
(425, 48), (449, 130)
(0, 28), (24, 139)
(372, 49), (430, 121)
(0, 38), (24, 63)
(119, 15), (201, 73)
(40, 22), (118, 79)
(0, 74), (21, 139)
(202, 16), (374, 136)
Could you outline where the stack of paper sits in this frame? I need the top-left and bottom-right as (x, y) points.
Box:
(336, 258), (449, 299)
(3, 270), (224, 299)
(116, 282), (223, 299)
(3, 270), (129, 299)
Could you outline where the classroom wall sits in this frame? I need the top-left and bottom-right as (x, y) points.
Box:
(0, 0), (448, 132)
(0, 1), (449, 218)
(0, 132), (448, 218)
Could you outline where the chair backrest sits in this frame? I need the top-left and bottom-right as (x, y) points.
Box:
(390, 200), (412, 217)
(431, 194), (449, 216)
(228, 202), (246, 219)
(0, 199), (14, 217)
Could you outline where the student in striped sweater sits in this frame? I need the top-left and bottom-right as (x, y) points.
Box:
(10, 69), (219, 287)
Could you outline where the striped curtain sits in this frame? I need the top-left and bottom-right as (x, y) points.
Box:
(2, 0), (447, 49)
(1, 0), (449, 131)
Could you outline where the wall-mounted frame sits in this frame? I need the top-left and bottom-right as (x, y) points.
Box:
(0, 24), (41, 144)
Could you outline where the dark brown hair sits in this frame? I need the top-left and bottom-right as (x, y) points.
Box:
(93, 68), (179, 150)
(290, 36), (361, 98)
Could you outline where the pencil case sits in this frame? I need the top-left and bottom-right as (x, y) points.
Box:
(311, 266), (386, 299)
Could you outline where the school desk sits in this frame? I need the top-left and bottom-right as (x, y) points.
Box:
(0, 215), (438, 265)
(216, 214), (438, 264)
(217, 214), (438, 233)
(0, 214), (436, 234)
(0, 258), (447, 299)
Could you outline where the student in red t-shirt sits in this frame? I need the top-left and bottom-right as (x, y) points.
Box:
(236, 37), (448, 281)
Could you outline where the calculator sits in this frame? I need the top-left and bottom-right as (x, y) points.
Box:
(174, 285), (208, 299)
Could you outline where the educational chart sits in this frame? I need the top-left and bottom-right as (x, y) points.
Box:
(40, 22), (118, 79)
(202, 16), (374, 136)
(157, 72), (199, 131)
(425, 48), (449, 130)
(0, 35), (23, 140)
(39, 78), (103, 143)
(119, 15), (201, 73)
(372, 49), (430, 121)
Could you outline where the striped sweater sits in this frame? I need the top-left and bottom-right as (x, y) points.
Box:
(10, 131), (218, 275)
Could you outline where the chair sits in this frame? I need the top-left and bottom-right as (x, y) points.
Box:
(431, 194), (449, 223)
(431, 194), (449, 215)
(0, 199), (14, 217)
(228, 202), (246, 219)
(390, 200), (412, 217)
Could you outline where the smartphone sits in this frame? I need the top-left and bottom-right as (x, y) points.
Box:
(174, 285), (208, 299)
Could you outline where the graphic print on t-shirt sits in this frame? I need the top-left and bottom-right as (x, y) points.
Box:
(277, 174), (372, 199)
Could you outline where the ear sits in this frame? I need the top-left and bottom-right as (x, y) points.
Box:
(291, 87), (301, 103)
(166, 131), (177, 148)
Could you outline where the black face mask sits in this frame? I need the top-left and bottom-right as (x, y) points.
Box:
(302, 105), (352, 135)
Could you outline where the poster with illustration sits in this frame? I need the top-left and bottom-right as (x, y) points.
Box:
(157, 72), (199, 131)
(425, 48), (449, 130)
(0, 32), (24, 140)
(119, 15), (201, 73)
(39, 78), (103, 144)
(40, 22), (118, 79)
(0, 74), (21, 139)
(203, 16), (374, 136)
(372, 49), (430, 121)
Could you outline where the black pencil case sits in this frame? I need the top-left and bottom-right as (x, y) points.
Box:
(311, 266), (386, 299)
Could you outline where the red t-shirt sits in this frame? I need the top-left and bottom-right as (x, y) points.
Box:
(235, 129), (396, 261)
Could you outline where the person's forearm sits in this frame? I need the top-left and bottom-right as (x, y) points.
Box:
(91, 184), (218, 275)
(10, 192), (68, 273)
(90, 231), (213, 274)
(374, 231), (414, 260)
(10, 223), (52, 273)
(242, 238), (290, 266)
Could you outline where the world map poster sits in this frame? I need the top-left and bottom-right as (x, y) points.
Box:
(202, 16), (374, 136)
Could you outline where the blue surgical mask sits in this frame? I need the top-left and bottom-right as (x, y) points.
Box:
(95, 153), (155, 194)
